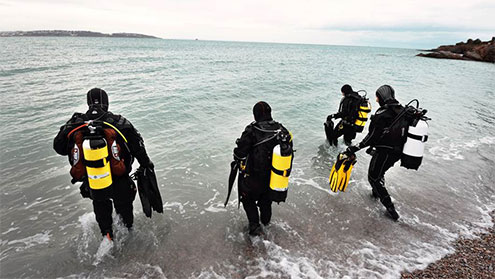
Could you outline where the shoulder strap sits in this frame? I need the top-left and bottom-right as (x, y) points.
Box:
(252, 122), (282, 147)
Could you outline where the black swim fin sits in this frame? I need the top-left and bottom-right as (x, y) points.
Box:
(133, 166), (163, 218)
(224, 160), (239, 207)
(324, 117), (336, 146)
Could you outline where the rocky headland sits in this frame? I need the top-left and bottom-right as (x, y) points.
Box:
(417, 37), (495, 63)
(0, 30), (159, 39)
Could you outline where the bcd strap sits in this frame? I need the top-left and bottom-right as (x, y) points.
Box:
(272, 166), (291, 177)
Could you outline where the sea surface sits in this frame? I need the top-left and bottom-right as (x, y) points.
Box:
(0, 37), (494, 278)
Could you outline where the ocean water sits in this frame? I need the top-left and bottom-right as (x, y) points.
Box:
(0, 37), (494, 278)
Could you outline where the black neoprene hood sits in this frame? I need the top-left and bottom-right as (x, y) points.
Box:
(253, 101), (273, 122)
(87, 88), (109, 111)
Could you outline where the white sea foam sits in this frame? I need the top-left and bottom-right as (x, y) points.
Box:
(345, 239), (454, 279)
(428, 136), (495, 161)
(163, 202), (186, 214)
(292, 177), (332, 195)
(2, 227), (19, 235)
(194, 267), (228, 279)
(8, 231), (51, 252)
(134, 262), (167, 279)
(93, 237), (114, 265)
(204, 190), (220, 206)
(76, 212), (98, 262)
(204, 203), (227, 213)
(246, 239), (329, 279)
(455, 204), (495, 238)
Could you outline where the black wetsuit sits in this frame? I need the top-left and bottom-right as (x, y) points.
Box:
(332, 92), (362, 145)
(233, 120), (291, 233)
(53, 109), (151, 236)
(355, 100), (404, 209)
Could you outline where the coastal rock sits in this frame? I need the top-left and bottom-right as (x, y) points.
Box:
(464, 51), (482, 61)
(417, 51), (464, 60)
(417, 38), (495, 63)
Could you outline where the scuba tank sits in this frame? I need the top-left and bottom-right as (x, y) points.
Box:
(354, 90), (371, 133)
(269, 131), (293, 203)
(381, 99), (430, 170)
(82, 123), (113, 190)
(400, 101), (429, 170)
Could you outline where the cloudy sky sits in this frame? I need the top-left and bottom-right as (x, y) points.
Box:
(1, 0), (494, 48)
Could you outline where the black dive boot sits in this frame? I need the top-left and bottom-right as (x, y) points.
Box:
(248, 223), (263, 236)
(386, 206), (400, 221)
(371, 189), (379, 199)
(381, 196), (399, 221)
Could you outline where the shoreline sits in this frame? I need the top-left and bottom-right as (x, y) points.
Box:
(401, 211), (495, 278)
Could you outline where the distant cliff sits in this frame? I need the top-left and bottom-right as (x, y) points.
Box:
(417, 37), (495, 63)
(0, 30), (159, 39)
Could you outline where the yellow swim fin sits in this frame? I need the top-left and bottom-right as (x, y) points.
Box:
(329, 153), (357, 192)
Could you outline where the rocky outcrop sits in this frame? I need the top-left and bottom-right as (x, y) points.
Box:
(417, 37), (495, 63)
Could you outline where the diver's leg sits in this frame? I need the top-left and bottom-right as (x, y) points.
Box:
(368, 151), (400, 220)
(258, 193), (272, 226)
(343, 125), (356, 146)
(333, 121), (344, 145)
(93, 199), (113, 237)
(113, 176), (136, 229)
(241, 196), (261, 235)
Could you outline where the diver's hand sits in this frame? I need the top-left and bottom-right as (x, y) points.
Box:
(346, 145), (360, 154)
(142, 160), (154, 170)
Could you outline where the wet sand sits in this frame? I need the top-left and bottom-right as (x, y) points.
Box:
(401, 211), (495, 279)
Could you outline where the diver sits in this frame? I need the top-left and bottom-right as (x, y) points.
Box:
(327, 84), (364, 146)
(232, 101), (293, 236)
(53, 88), (154, 240)
(345, 85), (404, 221)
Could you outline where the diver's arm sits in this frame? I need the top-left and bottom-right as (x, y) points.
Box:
(53, 125), (71, 155)
(53, 115), (81, 155)
(356, 115), (387, 149)
(333, 98), (351, 119)
(233, 125), (255, 161)
(119, 117), (153, 167)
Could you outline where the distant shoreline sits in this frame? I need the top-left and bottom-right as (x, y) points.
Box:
(0, 30), (160, 39)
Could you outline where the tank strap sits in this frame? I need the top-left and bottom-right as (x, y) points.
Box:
(272, 166), (291, 177)
(83, 158), (108, 168)
(408, 133), (428, 142)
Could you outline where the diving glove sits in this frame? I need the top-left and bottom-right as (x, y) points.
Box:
(346, 145), (361, 154)
(79, 183), (91, 199)
(141, 159), (154, 169)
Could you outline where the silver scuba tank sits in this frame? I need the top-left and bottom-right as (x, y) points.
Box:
(401, 108), (429, 170)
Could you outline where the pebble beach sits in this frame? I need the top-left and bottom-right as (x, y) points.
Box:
(402, 211), (495, 279)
